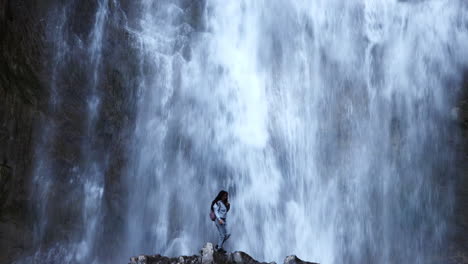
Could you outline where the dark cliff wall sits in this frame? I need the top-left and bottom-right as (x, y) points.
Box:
(0, 0), (51, 261)
(0, 0), (139, 262)
(0, 0), (208, 261)
(454, 75), (468, 256)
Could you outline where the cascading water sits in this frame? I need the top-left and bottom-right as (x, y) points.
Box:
(21, 0), (468, 264)
(76, 0), (108, 261)
(27, 1), (111, 263)
(124, 1), (468, 264)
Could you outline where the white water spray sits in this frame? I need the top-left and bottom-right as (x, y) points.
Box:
(22, 1), (468, 264)
(125, 1), (468, 264)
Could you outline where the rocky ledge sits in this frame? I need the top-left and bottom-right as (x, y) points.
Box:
(129, 243), (319, 264)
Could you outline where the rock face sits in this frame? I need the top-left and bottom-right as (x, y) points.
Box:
(0, 0), (208, 262)
(0, 0), (51, 261)
(0, 0), (140, 262)
(129, 243), (318, 264)
(283, 255), (318, 264)
(453, 74), (468, 256)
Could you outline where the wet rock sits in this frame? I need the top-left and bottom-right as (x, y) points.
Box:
(201, 242), (214, 264)
(454, 75), (468, 255)
(0, 163), (11, 207)
(227, 251), (272, 264)
(130, 243), (314, 264)
(283, 255), (319, 264)
(129, 254), (199, 264)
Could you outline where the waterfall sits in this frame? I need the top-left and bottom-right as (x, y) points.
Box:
(21, 0), (468, 264)
(124, 1), (467, 263)
(27, 1), (111, 263)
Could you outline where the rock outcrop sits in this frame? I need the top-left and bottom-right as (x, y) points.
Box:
(452, 74), (468, 258)
(283, 255), (318, 264)
(129, 243), (319, 264)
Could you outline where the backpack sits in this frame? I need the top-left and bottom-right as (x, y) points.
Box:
(209, 210), (216, 221)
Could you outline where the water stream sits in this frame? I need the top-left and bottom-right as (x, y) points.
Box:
(24, 1), (468, 264)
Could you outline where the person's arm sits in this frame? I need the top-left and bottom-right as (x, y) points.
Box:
(213, 202), (224, 224)
(213, 202), (221, 219)
(226, 202), (230, 212)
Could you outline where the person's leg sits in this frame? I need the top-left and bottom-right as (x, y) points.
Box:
(222, 222), (230, 244)
(220, 224), (230, 249)
(223, 233), (231, 243)
(215, 221), (225, 249)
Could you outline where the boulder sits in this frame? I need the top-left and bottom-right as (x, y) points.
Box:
(201, 243), (214, 264)
(129, 253), (199, 264)
(129, 243), (311, 264)
(284, 255), (319, 264)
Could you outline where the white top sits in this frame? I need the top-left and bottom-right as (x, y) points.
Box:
(213, 201), (228, 220)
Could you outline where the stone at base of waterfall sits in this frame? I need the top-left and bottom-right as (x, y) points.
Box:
(202, 243), (274, 264)
(201, 242), (214, 264)
(284, 255), (319, 264)
(129, 243), (318, 264)
(129, 254), (200, 264)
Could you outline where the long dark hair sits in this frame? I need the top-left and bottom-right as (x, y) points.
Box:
(211, 190), (229, 211)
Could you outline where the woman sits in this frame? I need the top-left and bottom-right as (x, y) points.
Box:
(211, 190), (231, 253)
